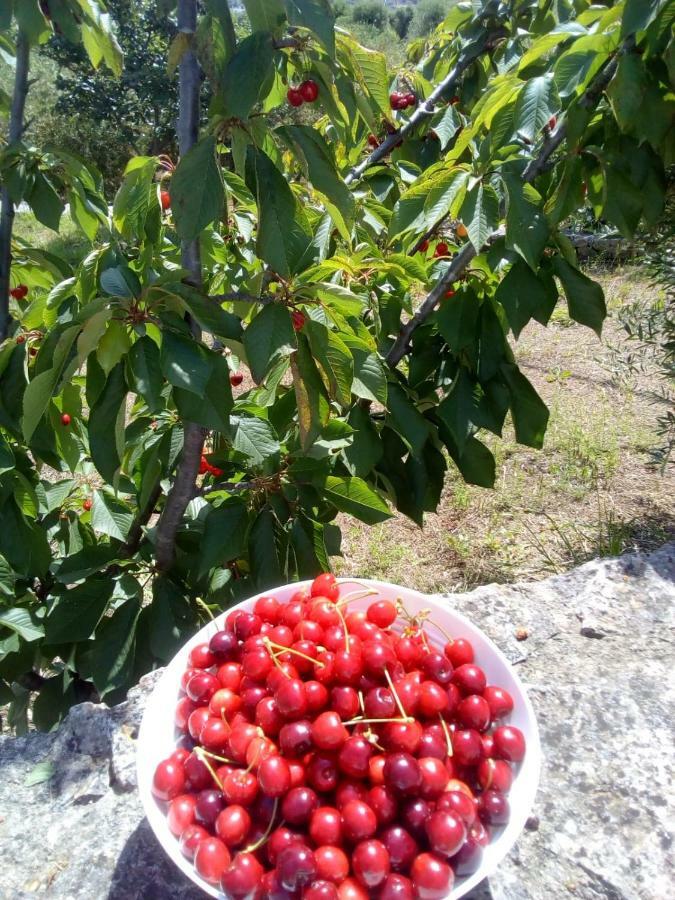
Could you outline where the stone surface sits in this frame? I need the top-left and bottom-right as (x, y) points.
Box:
(1, 544), (674, 899)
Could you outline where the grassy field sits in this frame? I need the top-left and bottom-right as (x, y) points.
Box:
(336, 266), (674, 592)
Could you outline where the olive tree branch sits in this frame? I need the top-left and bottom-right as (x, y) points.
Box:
(386, 39), (633, 368)
(0, 32), (30, 341)
(155, 0), (206, 573)
(344, 28), (505, 187)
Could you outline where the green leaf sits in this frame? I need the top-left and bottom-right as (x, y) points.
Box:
(175, 352), (233, 434)
(608, 53), (647, 133)
(291, 337), (330, 451)
(22, 325), (80, 441)
(602, 163), (644, 238)
(245, 147), (313, 278)
(242, 0), (286, 33)
(501, 364), (550, 449)
(44, 580), (115, 645)
(112, 156), (156, 240)
(90, 491), (134, 542)
(277, 125), (355, 236)
(89, 362), (126, 482)
(338, 33), (387, 113)
(249, 506), (284, 589)
(436, 288), (479, 352)
(97, 320), (132, 375)
(342, 335), (387, 405)
(305, 321), (354, 406)
(389, 167), (468, 241)
(28, 171), (64, 231)
(15, 1), (51, 43)
(100, 265), (141, 299)
(25, 761), (55, 786)
(291, 515), (329, 576)
(323, 476), (391, 524)
(386, 383), (429, 456)
(170, 285), (243, 341)
(171, 136), (225, 241)
(622, 0), (667, 36)
(552, 257), (606, 336)
(127, 336), (163, 411)
(344, 405), (383, 477)
(0, 432), (15, 474)
(199, 500), (248, 577)
(147, 577), (197, 662)
(437, 368), (478, 455)
(452, 436), (496, 488)
(77, 598), (141, 698)
(231, 414), (280, 466)
(504, 175), (550, 271)
(513, 75), (557, 142)
(0, 608), (44, 642)
(161, 332), (213, 396)
(495, 259), (557, 338)
(459, 183), (500, 251)
(284, 0), (335, 55)
(222, 32), (275, 119)
(244, 304), (296, 383)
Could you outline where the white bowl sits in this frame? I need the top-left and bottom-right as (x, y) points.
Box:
(137, 579), (541, 898)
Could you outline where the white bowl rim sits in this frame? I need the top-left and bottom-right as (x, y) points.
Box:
(137, 577), (541, 899)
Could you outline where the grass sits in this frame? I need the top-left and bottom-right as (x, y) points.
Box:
(13, 211), (91, 268)
(336, 265), (674, 592)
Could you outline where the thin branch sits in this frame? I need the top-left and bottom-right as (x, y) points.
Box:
(121, 480), (163, 557)
(196, 480), (255, 496)
(0, 33), (30, 341)
(210, 291), (273, 304)
(155, 0), (206, 573)
(386, 39), (633, 367)
(345, 29), (505, 187)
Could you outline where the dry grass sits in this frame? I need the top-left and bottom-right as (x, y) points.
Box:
(335, 265), (675, 592)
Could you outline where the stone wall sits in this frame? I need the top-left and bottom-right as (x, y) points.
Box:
(1, 544), (673, 899)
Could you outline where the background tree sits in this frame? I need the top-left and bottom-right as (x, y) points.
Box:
(390, 6), (414, 41)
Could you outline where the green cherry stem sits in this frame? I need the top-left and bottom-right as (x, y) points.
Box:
(384, 667), (409, 721)
(243, 797), (280, 853)
(194, 746), (224, 790)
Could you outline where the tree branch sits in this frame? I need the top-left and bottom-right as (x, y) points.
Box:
(210, 291), (273, 304)
(345, 29), (505, 187)
(155, 0), (205, 573)
(386, 39), (633, 367)
(0, 33), (30, 342)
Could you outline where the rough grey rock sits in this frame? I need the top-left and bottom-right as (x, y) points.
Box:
(0, 545), (674, 900)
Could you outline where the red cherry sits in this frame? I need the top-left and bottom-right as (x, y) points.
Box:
(331, 685), (360, 720)
(418, 240), (429, 253)
(456, 694), (491, 731)
(167, 794), (197, 836)
(281, 785), (319, 825)
(179, 823), (209, 859)
(194, 836), (231, 885)
(453, 833), (484, 876)
(451, 729), (483, 767)
(315, 844), (350, 883)
(210, 629), (239, 659)
(366, 599), (397, 628)
(160, 190), (171, 211)
(367, 134), (379, 148)
(389, 92), (401, 109)
(548, 114), (557, 129)
(444, 289), (456, 299)
(410, 852), (454, 899)
(381, 719), (422, 754)
(337, 877), (369, 900)
(186, 671), (220, 703)
(199, 456), (209, 475)
(338, 735), (373, 779)
(364, 687), (396, 719)
(307, 752), (339, 793)
(300, 79), (319, 102)
(200, 717), (231, 753)
(305, 679), (329, 714)
(223, 769), (258, 806)
(175, 696), (195, 732)
(380, 874), (414, 900)
(189, 642), (217, 669)
(10, 284), (28, 299)
(208, 688), (241, 721)
(292, 309), (306, 331)
(15, 334), (26, 344)
(82, 499), (92, 511)
(152, 757), (185, 800)
(341, 799), (377, 842)
(216, 804), (251, 846)
(287, 87), (304, 107)
(60, 413), (71, 426)
(311, 572), (339, 601)
(483, 685), (514, 720)
(221, 852), (264, 899)
(451, 663), (486, 695)
(425, 810), (466, 857)
(380, 825), (418, 873)
(418, 680), (449, 717)
(312, 710), (349, 751)
(444, 638), (474, 666)
(477, 757), (514, 793)
(418, 757), (450, 799)
(229, 372), (244, 388)
(477, 789), (510, 825)
(195, 788), (226, 826)
(276, 677), (308, 719)
(305, 880), (339, 900)
(258, 754), (291, 797)
(277, 844), (318, 890)
(493, 724), (526, 762)
(434, 242), (449, 257)
(254, 594), (281, 623)
(352, 839), (390, 888)
(279, 719), (314, 757)
(436, 790), (477, 827)
(310, 806), (343, 846)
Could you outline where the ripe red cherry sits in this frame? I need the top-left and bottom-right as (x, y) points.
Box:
(425, 810), (466, 857)
(61, 413), (71, 426)
(367, 785), (398, 825)
(200, 717), (231, 753)
(456, 694), (491, 731)
(389, 92), (401, 109)
(338, 877), (369, 900)
(300, 79), (319, 102)
(548, 114), (557, 129)
(331, 685), (360, 719)
(418, 240), (429, 253)
(418, 757), (450, 799)
(444, 638), (474, 666)
(210, 629), (239, 659)
(275, 677), (308, 719)
(401, 798), (432, 841)
(352, 839), (390, 888)
(152, 757), (185, 800)
(338, 735), (373, 779)
(364, 686), (396, 719)
(312, 710), (348, 750)
(307, 752), (339, 792)
(477, 758), (513, 793)
(183, 751), (212, 791)
(436, 790), (477, 827)
(186, 671), (220, 703)
(195, 788), (225, 826)
(477, 789), (510, 825)
(341, 799), (377, 842)
(366, 599), (397, 628)
(380, 825), (418, 873)
(451, 663), (486, 695)
(483, 685), (514, 720)
(223, 770), (258, 806)
(453, 832), (484, 876)
(287, 87), (303, 107)
(160, 189), (171, 210)
(452, 729), (483, 766)
(418, 680), (449, 716)
(305, 679), (329, 714)
(493, 724), (526, 762)
(311, 572), (339, 601)
(15, 334), (26, 343)
(434, 241), (449, 258)
(362, 641), (395, 676)
(280, 719), (313, 756)
(221, 852), (264, 899)
(216, 804), (251, 846)
(194, 837), (231, 885)
(380, 874), (414, 900)
(410, 852), (454, 899)
(179, 823), (209, 859)
(254, 594), (281, 622)
(10, 284), (28, 299)
(167, 794), (196, 835)
(292, 310), (306, 331)
(189, 642), (217, 669)
(258, 754), (291, 797)
(381, 719), (422, 754)
(277, 844), (318, 890)
(305, 880), (339, 900)
(315, 844), (350, 883)
(384, 753), (421, 795)
(282, 785), (319, 825)
(367, 134), (379, 149)
(230, 372), (244, 387)
(310, 806), (343, 845)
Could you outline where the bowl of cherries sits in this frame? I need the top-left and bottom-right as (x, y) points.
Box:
(138, 576), (540, 899)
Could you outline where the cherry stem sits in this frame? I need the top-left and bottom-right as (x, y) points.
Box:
(384, 667), (409, 721)
(243, 797), (280, 853)
(194, 746), (224, 790)
(263, 640), (291, 677)
(336, 587), (379, 607)
(263, 637), (324, 667)
(198, 748), (240, 766)
(344, 716), (413, 726)
(422, 613), (454, 645)
(331, 599), (350, 653)
(438, 714), (453, 758)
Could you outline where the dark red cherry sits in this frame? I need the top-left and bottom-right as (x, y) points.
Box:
(456, 694), (491, 731)
(341, 799), (377, 842)
(277, 844), (318, 891)
(444, 638), (474, 667)
(338, 735), (373, 779)
(380, 826), (418, 873)
(215, 804), (251, 846)
(477, 789), (510, 825)
(194, 837), (231, 885)
(383, 753), (421, 796)
(279, 719), (314, 757)
(451, 729), (483, 766)
(451, 664), (486, 695)
(281, 786), (319, 825)
(352, 839), (390, 888)
(379, 874), (414, 900)
(493, 725), (526, 762)
(483, 685), (514, 720)
(425, 810), (466, 857)
(221, 852), (264, 899)
(410, 852), (454, 900)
